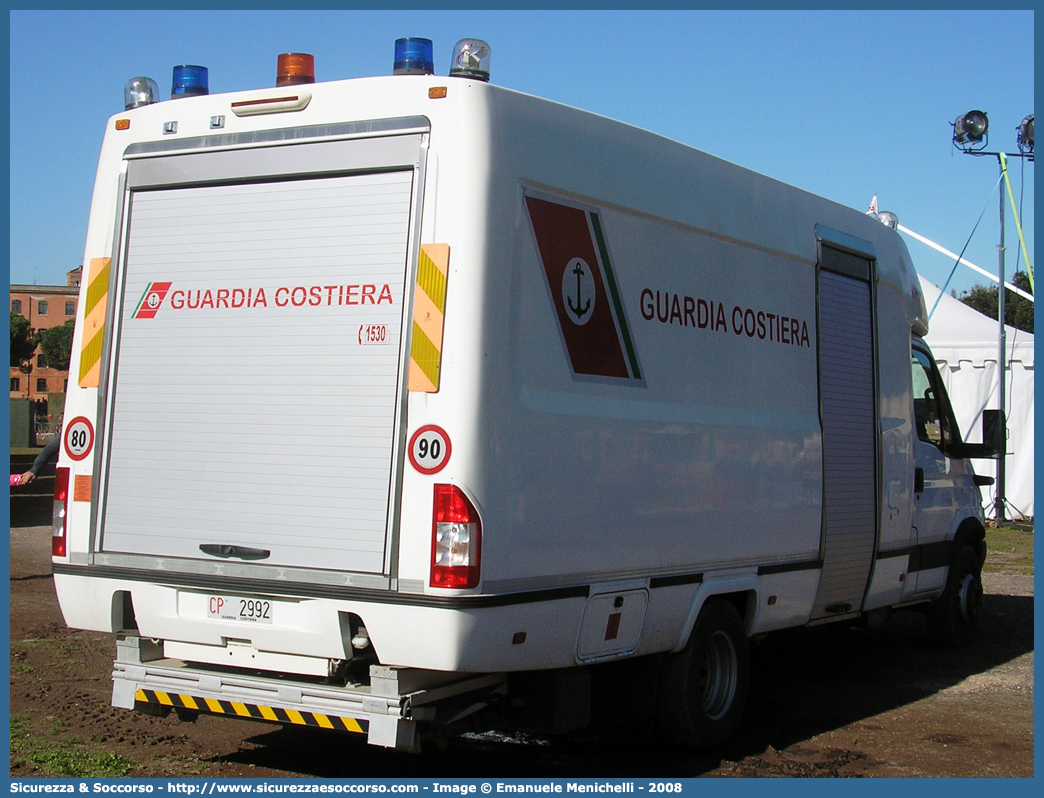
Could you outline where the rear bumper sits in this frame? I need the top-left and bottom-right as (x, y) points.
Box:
(54, 567), (590, 672)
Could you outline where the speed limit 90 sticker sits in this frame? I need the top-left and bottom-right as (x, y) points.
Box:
(63, 416), (95, 461)
(408, 425), (451, 475)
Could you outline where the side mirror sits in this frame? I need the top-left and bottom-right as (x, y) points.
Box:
(946, 409), (1003, 460)
(982, 409), (1005, 453)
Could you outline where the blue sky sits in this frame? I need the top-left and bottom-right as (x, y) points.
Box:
(9, 9), (1035, 298)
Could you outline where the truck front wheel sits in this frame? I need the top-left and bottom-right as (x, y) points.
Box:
(927, 544), (983, 647)
(656, 599), (749, 748)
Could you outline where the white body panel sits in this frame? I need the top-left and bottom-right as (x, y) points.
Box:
(53, 74), (984, 685)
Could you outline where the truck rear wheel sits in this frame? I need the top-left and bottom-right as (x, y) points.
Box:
(927, 544), (983, 647)
(656, 599), (749, 748)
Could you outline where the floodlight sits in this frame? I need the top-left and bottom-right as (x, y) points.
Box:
(953, 110), (988, 151)
(1017, 114), (1033, 155)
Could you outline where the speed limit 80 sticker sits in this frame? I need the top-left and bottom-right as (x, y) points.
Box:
(63, 416), (95, 461)
(408, 425), (451, 475)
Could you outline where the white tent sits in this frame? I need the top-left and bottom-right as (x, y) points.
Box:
(920, 276), (1034, 519)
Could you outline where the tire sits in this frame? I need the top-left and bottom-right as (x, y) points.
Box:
(927, 544), (983, 647)
(657, 599), (749, 749)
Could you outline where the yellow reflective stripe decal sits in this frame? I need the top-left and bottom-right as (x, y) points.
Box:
(409, 322), (440, 391)
(340, 716), (365, 733)
(132, 689), (368, 733)
(416, 245), (448, 309)
(284, 709), (306, 726)
(204, 698), (224, 713)
(314, 713), (335, 730)
(82, 258), (109, 316)
(78, 257), (110, 388)
(411, 289), (444, 354)
(409, 244), (449, 392)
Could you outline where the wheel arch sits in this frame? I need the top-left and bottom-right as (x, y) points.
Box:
(673, 577), (758, 653)
(952, 516), (987, 570)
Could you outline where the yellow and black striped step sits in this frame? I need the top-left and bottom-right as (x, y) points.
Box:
(134, 688), (367, 733)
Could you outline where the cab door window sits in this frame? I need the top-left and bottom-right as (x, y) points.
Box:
(912, 348), (956, 448)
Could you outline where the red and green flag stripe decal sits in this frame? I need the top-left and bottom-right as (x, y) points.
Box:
(525, 194), (641, 381)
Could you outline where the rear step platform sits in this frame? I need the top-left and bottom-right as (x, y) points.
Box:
(112, 636), (507, 752)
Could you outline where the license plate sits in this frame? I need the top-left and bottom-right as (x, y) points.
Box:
(207, 595), (274, 624)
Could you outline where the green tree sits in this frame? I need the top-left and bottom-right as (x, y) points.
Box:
(39, 319), (76, 372)
(953, 271), (1034, 334)
(10, 312), (37, 368)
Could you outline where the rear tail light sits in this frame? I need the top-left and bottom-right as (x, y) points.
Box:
(52, 467), (70, 558)
(431, 484), (481, 589)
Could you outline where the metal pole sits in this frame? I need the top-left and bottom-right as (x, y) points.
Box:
(26, 295), (33, 400)
(995, 155), (1007, 523)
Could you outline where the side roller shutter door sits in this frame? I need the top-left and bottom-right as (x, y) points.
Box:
(811, 255), (878, 618)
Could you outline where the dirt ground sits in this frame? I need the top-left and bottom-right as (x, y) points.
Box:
(9, 490), (1034, 779)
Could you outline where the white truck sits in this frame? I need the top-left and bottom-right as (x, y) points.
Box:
(52, 39), (998, 752)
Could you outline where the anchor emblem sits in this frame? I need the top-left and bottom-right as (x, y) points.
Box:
(562, 257), (595, 326)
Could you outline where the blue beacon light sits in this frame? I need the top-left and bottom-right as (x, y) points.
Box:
(171, 64), (209, 98)
(393, 38), (434, 75)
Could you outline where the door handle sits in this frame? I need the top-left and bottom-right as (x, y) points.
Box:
(199, 544), (271, 560)
(914, 467), (925, 495)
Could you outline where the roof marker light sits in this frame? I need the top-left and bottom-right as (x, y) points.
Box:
(171, 64), (209, 98)
(277, 53), (315, 86)
(124, 76), (159, 110)
(393, 38), (434, 75)
(449, 38), (491, 82)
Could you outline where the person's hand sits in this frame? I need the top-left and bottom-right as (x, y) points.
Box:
(19, 471), (36, 485)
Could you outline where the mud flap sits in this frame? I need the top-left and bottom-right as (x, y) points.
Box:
(367, 714), (419, 752)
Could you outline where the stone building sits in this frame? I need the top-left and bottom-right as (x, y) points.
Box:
(10, 267), (82, 419)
